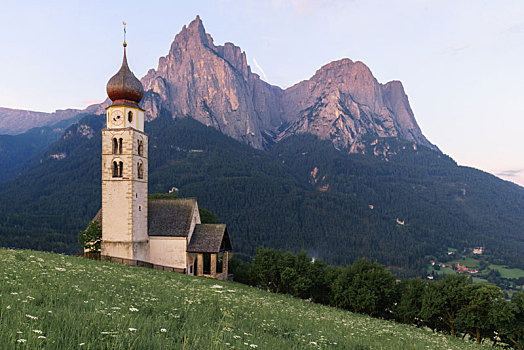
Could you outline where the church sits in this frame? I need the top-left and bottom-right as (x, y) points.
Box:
(92, 40), (232, 280)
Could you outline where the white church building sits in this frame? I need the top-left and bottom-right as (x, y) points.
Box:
(92, 40), (232, 280)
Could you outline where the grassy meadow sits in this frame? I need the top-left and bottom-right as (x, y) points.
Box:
(0, 249), (491, 349)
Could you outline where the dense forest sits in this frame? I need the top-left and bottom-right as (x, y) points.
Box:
(0, 112), (522, 277)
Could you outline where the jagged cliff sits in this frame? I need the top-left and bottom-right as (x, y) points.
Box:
(141, 15), (282, 149)
(279, 59), (435, 151)
(140, 16), (435, 152)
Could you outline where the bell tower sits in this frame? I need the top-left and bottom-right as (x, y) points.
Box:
(101, 36), (149, 263)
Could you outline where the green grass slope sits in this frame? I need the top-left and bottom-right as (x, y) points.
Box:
(0, 249), (490, 349)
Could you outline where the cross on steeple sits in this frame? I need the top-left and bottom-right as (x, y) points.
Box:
(123, 21), (127, 47)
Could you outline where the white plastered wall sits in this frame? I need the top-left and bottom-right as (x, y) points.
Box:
(149, 237), (187, 269)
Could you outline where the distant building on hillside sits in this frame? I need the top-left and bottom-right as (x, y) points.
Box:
(90, 38), (232, 280)
(455, 264), (469, 274)
(472, 247), (484, 255)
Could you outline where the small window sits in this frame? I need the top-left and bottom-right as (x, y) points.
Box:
(128, 111), (133, 123)
(138, 140), (143, 156)
(112, 161), (119, 177)
(138, 205), (142, 211)
(118, 138), (123, 154)
(118, 161), (123, 177)
(137, 162), (144, 179)
(112, 138), (118, 154)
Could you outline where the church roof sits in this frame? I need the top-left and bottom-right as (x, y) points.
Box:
(148, 198), (197, 237)
(106, 43), (144, 106)
(187, 224), (232, 253)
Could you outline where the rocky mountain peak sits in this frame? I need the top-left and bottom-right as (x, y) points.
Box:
(169, 15), (212, 54)
(122, 17), (436, 153)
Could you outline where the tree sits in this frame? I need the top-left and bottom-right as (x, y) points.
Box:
(456, 284), (503, 344)
(252, 248), (282, 292)
(421, 274), (470, 337)
(331, 258), (396, 317)
(291, 251), (314, 299)
(395, 278), (426, 325)
(229, 257), (256, 286)
(78, 220), (102, 253)
(496, 292), (524, 349)
(309, 259), (330, 304)
(199, 207), (218, 224)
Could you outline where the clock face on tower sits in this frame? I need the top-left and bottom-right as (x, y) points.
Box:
(111, 110), (124, 126)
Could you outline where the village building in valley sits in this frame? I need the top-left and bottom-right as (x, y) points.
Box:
(91, 39), (232, 280)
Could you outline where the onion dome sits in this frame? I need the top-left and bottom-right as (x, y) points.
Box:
(106, 43), (144, 106)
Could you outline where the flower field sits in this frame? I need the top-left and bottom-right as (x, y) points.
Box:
(0, 249), (490, 349)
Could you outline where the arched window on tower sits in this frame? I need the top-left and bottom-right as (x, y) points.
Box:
(118, 138), (123, 154)
(112, 161), (119, 177)
(118, 161), (123, 177)
(112, 138), (118, 154)
(138, 140), (143, 156)
(137, 161), (143, 179)
(128, 111), (133, 123)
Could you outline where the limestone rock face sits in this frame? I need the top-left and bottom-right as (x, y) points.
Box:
(279, 59), (435, 150)
(141, 16), (282, 149)
(139, 16), (436, 152)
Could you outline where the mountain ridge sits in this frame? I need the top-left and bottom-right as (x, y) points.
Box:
(139, 16), (436, 153)
(1, 16), (435, 155)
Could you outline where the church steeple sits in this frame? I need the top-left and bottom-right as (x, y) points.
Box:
(101, 28), (149, 263)
(106, 42), (144, 106)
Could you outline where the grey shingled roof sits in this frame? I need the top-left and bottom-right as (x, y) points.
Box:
(148, 198), (197, 237)
(187, 224), (232, 253)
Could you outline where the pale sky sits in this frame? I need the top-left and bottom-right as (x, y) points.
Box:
(0, 0), (523, 186)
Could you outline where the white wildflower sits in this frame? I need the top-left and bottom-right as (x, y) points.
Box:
(233, 335), (241, 339)
(55, 267), (66, 272)
(32, 330), (42, 334)
(38, 336), (46, 339)
(250, 345), (258, 348)
(210, 284), (223, 289)
(160, 328), (167, 333)
(25, 314), (38, 320)
(79, 343), (85, 346)
(128, 328), (137, 332)
(17, 339), (26, 343)
(310, 341), (318, 345)
(129, 307), (139, 312)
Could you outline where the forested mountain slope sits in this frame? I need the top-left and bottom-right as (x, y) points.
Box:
(0, 113), (522, 277)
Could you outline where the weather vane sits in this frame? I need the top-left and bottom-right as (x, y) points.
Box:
(123, 21), (127, 47)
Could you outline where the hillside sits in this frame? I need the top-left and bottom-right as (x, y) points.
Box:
(0, 248), (490, 349)
(0, 113), (522, 277)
